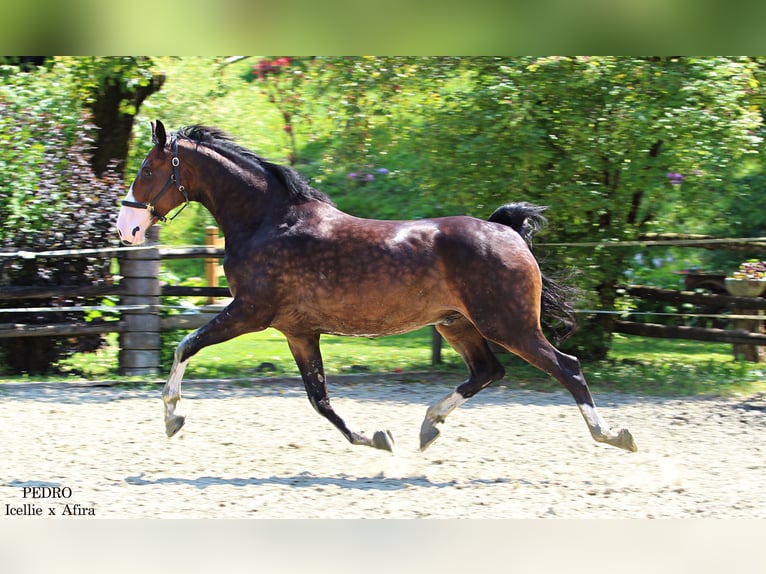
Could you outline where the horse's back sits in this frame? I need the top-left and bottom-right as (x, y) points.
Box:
(232, 204), (541, 336)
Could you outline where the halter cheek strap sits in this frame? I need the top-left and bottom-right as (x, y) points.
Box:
(122, 137), (190, 223)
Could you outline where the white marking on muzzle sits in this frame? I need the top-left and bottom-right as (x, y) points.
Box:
(116, 186), (153, 245)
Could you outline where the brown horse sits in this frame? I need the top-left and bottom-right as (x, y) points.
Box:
(116, 120), (636, 454)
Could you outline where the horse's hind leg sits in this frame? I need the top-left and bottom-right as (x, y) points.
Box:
(420, 317), (506, 451)
(286, 333), (395, 452)
(496, 327), (637, 452)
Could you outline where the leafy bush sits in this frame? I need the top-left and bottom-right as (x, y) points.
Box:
(0, 65), (122, 374)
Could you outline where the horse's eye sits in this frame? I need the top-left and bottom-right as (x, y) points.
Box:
(142, 169), (152, 178)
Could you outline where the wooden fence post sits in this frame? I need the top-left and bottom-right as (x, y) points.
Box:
(204, 226), (224, 305)
(732, 307), (764, 363)
(431, 327), (442, 365)
(118, 226), (161, 376)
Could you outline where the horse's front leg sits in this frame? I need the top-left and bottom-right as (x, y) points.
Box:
(286, 333), (395, 452)
(162, 300), (256, 437)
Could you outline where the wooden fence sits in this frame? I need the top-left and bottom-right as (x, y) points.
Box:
(613, 285), (766, 361)
(1, 228), (766, 377)
(0, 227), (229, 376)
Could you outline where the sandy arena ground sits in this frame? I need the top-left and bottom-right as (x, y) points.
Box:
(1, 374), (764, 518)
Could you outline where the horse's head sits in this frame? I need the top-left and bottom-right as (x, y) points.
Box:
(116, 120), (189, 245)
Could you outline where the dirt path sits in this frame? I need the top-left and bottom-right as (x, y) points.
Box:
(1, 374), (764, 518)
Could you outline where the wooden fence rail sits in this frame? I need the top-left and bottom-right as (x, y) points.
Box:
(0, 284), (120, 301)
(0, 321), (126, 338)
(623, 285), (766, 311)
(613, 320), (766, 346)
(617, 284), (766, 362)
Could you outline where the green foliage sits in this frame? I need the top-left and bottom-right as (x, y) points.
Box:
(700, 172), (766, 273)
(399, 57), (762, 357)
(58, 56), (159, 115)
(412, 57), (759, 232)
(0, 63), (122, 374)
(128, 56), (766, 360)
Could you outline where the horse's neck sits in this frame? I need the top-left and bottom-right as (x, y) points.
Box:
(203, 193), (282, 244)
(192, 158), (287, 241)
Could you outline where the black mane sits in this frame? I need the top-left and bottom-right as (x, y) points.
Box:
(175, 125), (333, 205)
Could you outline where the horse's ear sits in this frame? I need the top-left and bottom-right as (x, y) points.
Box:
(151, 120), (167, 148)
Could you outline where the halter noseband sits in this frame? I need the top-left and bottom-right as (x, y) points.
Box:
(122, 137), (190, 223)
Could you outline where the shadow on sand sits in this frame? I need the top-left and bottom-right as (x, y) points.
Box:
(124, 471), (514, 491)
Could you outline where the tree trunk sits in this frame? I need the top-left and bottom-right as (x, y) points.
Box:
(87, 72), (166, 177)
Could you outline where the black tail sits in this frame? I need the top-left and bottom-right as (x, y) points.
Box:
(488, 202), (578, 343)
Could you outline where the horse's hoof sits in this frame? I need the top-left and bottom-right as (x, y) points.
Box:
(165, 415), (186, 438)
(419, 420), (441, 451)
(372, 430), (395, 452)
(617, 428), (637, 452)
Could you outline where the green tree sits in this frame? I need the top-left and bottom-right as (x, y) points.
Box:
(115, 56), (765, 361)
(59, 56), (165, 177)
(244, 56), (763, 358)
(406, 57), (762, 357)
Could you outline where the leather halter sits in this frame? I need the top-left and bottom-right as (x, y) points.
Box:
(121, 137), (190, 223)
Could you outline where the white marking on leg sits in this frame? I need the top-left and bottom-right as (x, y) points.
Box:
(163, 357), (187, 402)
(578, 402), (637, 451)
(428, 390), (468, 423)
(162, 358), (188, 437)
(577, 403), (608, 439)
(161, 332), (195, 436)
(579, 403), (628, 448)
(420, 389), (467, 451)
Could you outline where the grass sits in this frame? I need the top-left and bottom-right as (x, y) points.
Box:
(583, 334), (766, 396)
(2, 329), (765, 398)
